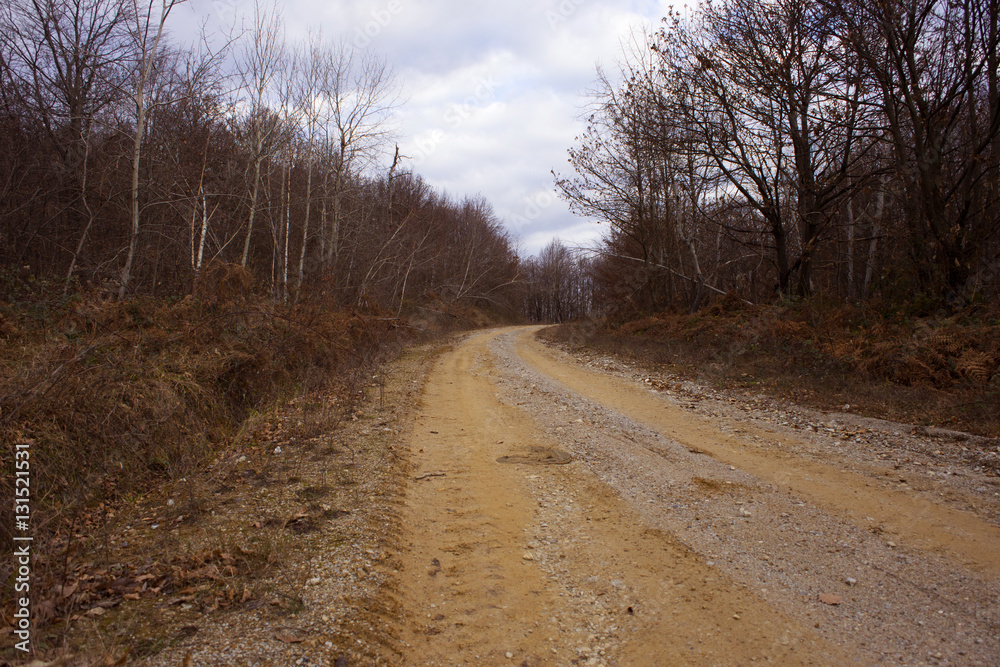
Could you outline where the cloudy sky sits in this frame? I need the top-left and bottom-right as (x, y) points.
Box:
(184, 0), (674, 257)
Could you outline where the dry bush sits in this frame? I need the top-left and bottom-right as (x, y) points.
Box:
(545, 299), (1000, 436)
(0, 272), (407, 614)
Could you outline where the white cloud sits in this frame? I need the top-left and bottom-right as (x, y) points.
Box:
(186, 0), (674, 256)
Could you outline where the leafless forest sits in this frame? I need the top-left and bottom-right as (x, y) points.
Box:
(1, 0), (997, 319)
(535, 0), (1000, 322)
(0, 0), (521, 310)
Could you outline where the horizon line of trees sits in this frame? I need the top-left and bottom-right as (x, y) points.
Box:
(0, 0), (522, 315)
(554, 0), (1000, 315)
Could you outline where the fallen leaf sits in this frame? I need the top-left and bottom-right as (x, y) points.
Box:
(274, 630), (305, 644)
(35, 598), (57, 622)
(188, 565), (222, 581)
(819, 593), (843, 605)
(86, 607), (106, 617)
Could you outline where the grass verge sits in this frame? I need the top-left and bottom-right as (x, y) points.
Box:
(543, 299), (1000, 437)
(0, 268), (411, 659)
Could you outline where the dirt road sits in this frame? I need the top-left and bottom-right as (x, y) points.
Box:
(395, 327), (1000, 666)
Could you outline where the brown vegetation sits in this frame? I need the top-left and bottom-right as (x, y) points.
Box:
(0, 0), (522, 313)
(0, 1), (521, 657)
(536, 0), (1000, 438)
(0, 267), (415, 644)
(543, 300), (1000, 437)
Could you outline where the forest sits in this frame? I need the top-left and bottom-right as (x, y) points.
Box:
(528, 0), (1000, 440)
(3, 0), (997, 320)
(0, 0), (521, 310)
(538, 0), (1000, 320)
(0, 0), (527, 616)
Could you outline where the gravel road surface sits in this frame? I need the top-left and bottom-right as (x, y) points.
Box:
(397, 327), (1000, 666)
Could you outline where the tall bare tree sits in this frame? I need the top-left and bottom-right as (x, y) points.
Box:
(658, 0), (878, 296)
(119, 0), (185, 299)
(321, 43), (400, 270)
(829, 0), (1000, 301)
(235, 0), (284, 269)
(1, 0), (133, 284)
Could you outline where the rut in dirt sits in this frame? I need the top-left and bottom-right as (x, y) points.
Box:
(391, 327), (1000, 665)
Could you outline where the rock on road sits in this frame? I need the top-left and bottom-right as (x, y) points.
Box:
(395, 327), (1000, 666)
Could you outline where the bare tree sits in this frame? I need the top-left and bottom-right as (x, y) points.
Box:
(321, 43), (400, 270)
(119, 0), (185, 299)
(235, 0), (284, 269)
(829, 0), (1000, 302)
(0, 0), (527, 315)
(1, 0), (133, 284)
(1, 0), (132, 169)
(657, 0), (878, 296)
(293, 31), (327, 296)
(524, 239), (593, 322)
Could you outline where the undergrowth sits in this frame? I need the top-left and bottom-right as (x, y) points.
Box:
(0, 267), (409, 621)
(545, 298), (1000, 437)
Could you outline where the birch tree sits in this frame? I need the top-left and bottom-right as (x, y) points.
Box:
(321, 43), (400, 269)
(119, 0), (184, 299)
(236, 0), (284, 269)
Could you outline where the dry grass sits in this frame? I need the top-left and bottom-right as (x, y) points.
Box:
(0, 267), (409, 644)
(545, 299), (1000, 437)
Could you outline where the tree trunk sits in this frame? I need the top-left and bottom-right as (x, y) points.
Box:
(241, 154), (263, 268)
(119, 0), (174, 300)
(295, 157), (313, 295)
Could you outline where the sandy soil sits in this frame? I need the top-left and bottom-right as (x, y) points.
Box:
(394, 326), (1000, 666)
(125, 325), (1000, 666)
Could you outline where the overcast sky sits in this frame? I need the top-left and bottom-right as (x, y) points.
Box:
(183, 0), (674, 257)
